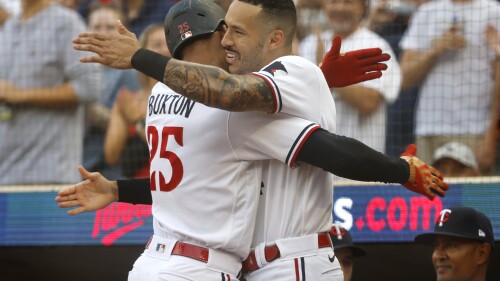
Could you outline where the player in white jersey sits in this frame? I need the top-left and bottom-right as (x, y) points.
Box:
(141, 84), (321, 280)
(240, 55), (339, 280)
(67, 0), (448, 280)
(59, 1), (326, 280)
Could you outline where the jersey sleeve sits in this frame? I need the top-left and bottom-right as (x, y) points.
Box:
(227, 112), (320, 168)
(252, 56), (329, 122)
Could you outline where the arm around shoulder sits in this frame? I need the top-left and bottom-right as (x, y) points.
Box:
(131, 48), (276, 113)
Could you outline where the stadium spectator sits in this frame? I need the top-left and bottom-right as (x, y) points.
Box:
(103, 23), (169, 179)
(415, 206), (495, 281)
(399, 0), (500, 170)
(299, 0), (401, 154)
(0, 0), (100, 185)
(294, 0), (329, 55)
(432, 142), (480, 177)
(363, 0), (429, 157)
(83, 4), (140, 179)
(329, 224), (367, 281)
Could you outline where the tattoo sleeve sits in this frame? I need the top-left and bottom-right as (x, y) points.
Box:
(163, 60), (275, 112)
(131, 48), (276, 112)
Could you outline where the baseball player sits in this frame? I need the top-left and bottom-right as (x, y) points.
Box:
(67, 0), (448, 280)
(63, 1), (327, 280)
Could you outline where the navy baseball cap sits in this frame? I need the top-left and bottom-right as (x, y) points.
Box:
(329, 224), (366, 257)
(164, 0), (226, 59)
(415, 207), (495, 248)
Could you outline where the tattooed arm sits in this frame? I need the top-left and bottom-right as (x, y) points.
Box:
(165, 59), (274, 112)
(132, 48), (275, 113)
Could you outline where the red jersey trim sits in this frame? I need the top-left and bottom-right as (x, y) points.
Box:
(287, 124), (321, 168)
(252, 72), (282, 114)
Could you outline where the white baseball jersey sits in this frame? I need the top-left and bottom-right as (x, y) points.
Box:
(251, 56), (337, 247)
(146, 82), (320, 260)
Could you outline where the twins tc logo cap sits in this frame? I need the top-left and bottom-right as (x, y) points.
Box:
(329, 223), (366, 257)
(414, 207), (495, 248)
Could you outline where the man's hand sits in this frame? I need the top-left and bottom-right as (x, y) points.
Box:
(55, 166), (118, 215)
(320, 36), (391, 88)
(400, 144), (449, 200)
(72, 20), (140, 69)
(432, 24), (467, 54)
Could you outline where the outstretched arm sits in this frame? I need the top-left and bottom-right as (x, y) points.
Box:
(55, 166), (119, 215)
(73, 21), (390, 113)
(131, 42), (389, 112)
(133, 48), (275, 112)
(56, 166), (152, 214)
(112, 129), (448, 206)
(298, 129), (448, 200)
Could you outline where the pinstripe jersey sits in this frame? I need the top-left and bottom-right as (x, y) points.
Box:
(146, 82), (320, 260)
(250, 55), (337, 247)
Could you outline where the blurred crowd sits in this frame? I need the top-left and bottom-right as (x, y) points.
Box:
(0, 0), (499, 185)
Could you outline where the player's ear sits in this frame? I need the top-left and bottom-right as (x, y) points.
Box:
(267, 29), (285, 50)
(476, 243), (491, 265)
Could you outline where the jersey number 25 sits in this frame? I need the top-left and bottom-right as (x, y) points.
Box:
(148, 126), (184, 192)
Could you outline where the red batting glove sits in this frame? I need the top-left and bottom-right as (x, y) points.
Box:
(320, 36), (391, 88)
(400, 144), (449, 200)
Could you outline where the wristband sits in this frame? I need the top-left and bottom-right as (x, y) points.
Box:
(117, 178), (152, 204)
(406, 158), (416, 183)
(131, 48), (170, 83)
